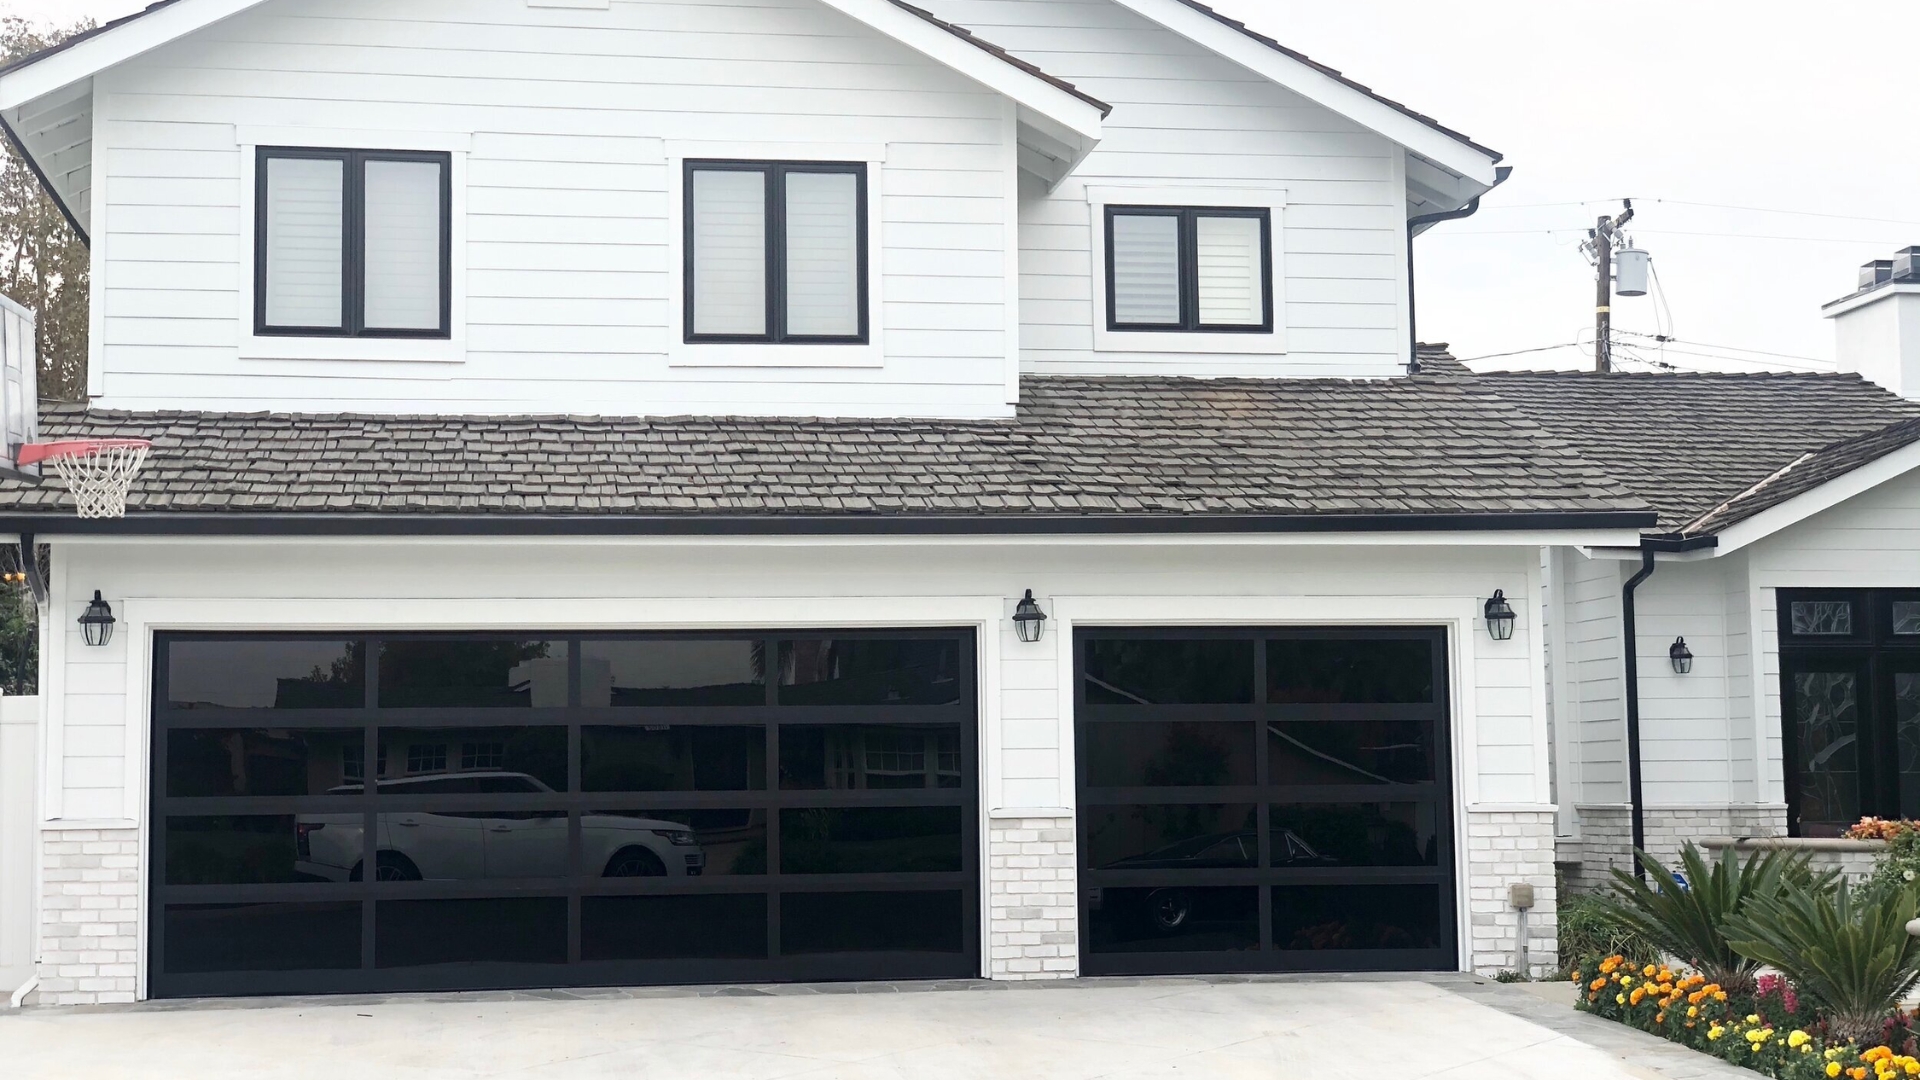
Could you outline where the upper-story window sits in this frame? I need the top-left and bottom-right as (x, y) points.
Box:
(1105, 206), (1272, 334)
(685, 160), (868, 344)
(255, 147), (452, 339)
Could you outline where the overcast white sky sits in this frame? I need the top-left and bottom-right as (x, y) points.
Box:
(19, 0), (1920, 373)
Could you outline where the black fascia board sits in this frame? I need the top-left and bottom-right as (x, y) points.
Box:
(1640, 533), (1721, 553)
(0, 510), (1659, 537)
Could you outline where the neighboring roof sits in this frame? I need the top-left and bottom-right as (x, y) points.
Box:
(0, 0), (181, 81)
(0, 373), (1651, 533)
(1476, 369), (1920, 537)
(1167, 0), (1501, 164)
(884, 0), (1111, 117)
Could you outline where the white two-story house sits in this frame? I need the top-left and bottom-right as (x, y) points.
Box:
(0, 0), (1666, 1005)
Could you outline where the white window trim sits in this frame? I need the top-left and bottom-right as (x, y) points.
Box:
(1086, 185), (1286, 356)
(235, 127), (470, 364)
(666, 141), (887, 369)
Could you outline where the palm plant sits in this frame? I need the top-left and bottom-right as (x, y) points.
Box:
(1597, 842), (1821, 995)
(1724, 877), (1920, 1045)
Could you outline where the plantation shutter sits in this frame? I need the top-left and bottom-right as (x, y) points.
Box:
(1109, 212), (1181, 326)
(361, 159), (444, 331)
(262, 156), (345, 329)
(783, 171), (861, 338)
(690, 169), (768, 337)
(1195, 215), (1265, 327)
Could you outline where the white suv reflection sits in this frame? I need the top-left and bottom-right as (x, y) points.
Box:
(295, 771), (707, 881)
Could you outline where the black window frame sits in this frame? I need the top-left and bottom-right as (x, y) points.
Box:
(149, 629), (977, 998)
(1779, 589), (1920, 836)
(683, 159), (870, 346)
(1104, 205), (1275, 334)
(254, 146), (454, 340)
(1073, 626), (1455, 977)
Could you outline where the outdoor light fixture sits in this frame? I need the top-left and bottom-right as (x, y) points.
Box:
(1012, 590), (1048, 643)
(1670, 636), (1694, 675)
(1484, 590), (1516, 641)
(78, 590), (116, 648)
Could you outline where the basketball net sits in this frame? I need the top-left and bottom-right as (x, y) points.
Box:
(18, 439), (153, 519)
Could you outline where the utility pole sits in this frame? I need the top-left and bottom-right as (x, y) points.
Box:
(1591, 200), (1634, 372)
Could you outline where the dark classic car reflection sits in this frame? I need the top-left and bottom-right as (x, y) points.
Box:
(295, 772), (707, 881)
(1092, 830), (1330, 933)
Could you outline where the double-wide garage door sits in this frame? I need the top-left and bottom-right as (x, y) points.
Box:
(150, 631), (978, 998)
(1076, 628), (1457, 974)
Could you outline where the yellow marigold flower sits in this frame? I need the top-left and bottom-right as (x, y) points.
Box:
(1791, 1031), (1812, 1049)
(1621, 975), (1633, 987)
(1687, 1006), (1699, 1018)
(1747, 1014), (1763, 1025)
(1715, 991), (1728, 1001)
(1832, 1065), (1846, 1078)
(1643, 964), (1657, 977)
(1709, 1025), (1725, 1041)
(1903, 1061), (1918, 1076)
(1617, 993), (1627, 1006)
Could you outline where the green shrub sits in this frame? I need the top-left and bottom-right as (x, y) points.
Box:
(1598, 842), (1820, 995)
(1725, 877), (1920, 1045)
(1867, 828), (1920, 899)
(1558, 891), (1658, 975)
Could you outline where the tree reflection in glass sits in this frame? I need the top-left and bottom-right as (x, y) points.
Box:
(1793, 671), (1860, 830)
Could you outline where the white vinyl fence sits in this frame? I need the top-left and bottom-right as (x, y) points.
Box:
(1, 695), (37, 996)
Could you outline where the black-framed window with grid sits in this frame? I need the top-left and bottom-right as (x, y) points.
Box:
(149, 630), (978, 998)
(1074, 627), (1455, 976)
(1779, 590), (1920, 836)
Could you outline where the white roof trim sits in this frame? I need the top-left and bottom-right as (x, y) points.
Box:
(0, 0), (264, 110)
(1102, 0), (1500, 186)
(815, 0), (1105, 141)
(1708, 437), (1920, 556)
(0, 0), (1105, 142)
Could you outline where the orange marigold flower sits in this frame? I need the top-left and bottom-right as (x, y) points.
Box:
(1591, 978), (1607, 991)
(1643, 964), (1657, 977)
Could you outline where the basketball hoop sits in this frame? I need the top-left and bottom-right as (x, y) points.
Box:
(17, 439), (152, 519)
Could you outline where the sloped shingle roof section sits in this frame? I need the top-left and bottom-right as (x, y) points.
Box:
(0, 375), (1648, 530)
(884, 0), (1111, 116)
(1477, 370), (1920, 535)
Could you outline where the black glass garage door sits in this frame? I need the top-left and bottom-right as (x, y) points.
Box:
(150, 631), (978, 998)
(1076, 628), (1455, 975)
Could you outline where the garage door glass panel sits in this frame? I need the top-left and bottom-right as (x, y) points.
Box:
(780, 891), (963, 955)
(1267, 639), (1435, 704)
(167, 639), (364, 710)
(376, 898), (568, 968)
(378, 639), (569, 708)
(165, 815), (310, 884)
(152, 631), (978, 996)
(582, 639), (765, 706)
(1087, 887), (1259, 954)
(780, 725), (962, 789)
(1077, 628), (1453, 977)
(167, 728), (364, 797)
(582, 895), (768, 961)
(778, 638), (962, 705)
(164, 903), (361, 974)
(1084, 805), (1256, 869)
(587, 809), (763, 876)
(1084, 639), (1254, 705)
(582, 725), (766, 791)
(1083, 721), (1255, 787)
(1269, 804), (1438, 866)
(1267, 720), (1433, 785)
(377, 726), (567, 792)
(779, 806), (963, 874)
(1270, 885), (1442, 951)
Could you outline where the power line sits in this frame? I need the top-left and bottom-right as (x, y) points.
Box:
(1435, 227), (1908, 245)
(1651, 199), (1920, 229)
(1612, 330), (1833, 366)
(1456, 341), (1587, 363)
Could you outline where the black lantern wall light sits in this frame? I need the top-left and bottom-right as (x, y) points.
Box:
(1012, 590), (1048, 643)
(1670, 636), (1693, 674)
(78, 591), (116, 647)
(1483, 590), (1516, 641)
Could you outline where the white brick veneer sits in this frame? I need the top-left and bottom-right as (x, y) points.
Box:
(1465, 809), (1558, 979)
(34, 827), (141, 1005)
(1567, 804), (1789, 893)
(986, 814), (1077, 979)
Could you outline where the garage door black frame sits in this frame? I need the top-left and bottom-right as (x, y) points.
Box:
(1074, 626), (1457, 975)
(147, 629), (979, 998)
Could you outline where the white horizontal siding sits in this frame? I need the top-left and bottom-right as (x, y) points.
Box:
(924, 0), (1408, 378)
(91, 0), (1018, 417)
(1560, 553), (1625, 806)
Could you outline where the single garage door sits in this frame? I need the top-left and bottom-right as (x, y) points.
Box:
(1076, 628), (1456, 975)
(150, 630), (978, 998)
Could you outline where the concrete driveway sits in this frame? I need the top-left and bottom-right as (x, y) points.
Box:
(1, 976), (1744, 1080)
